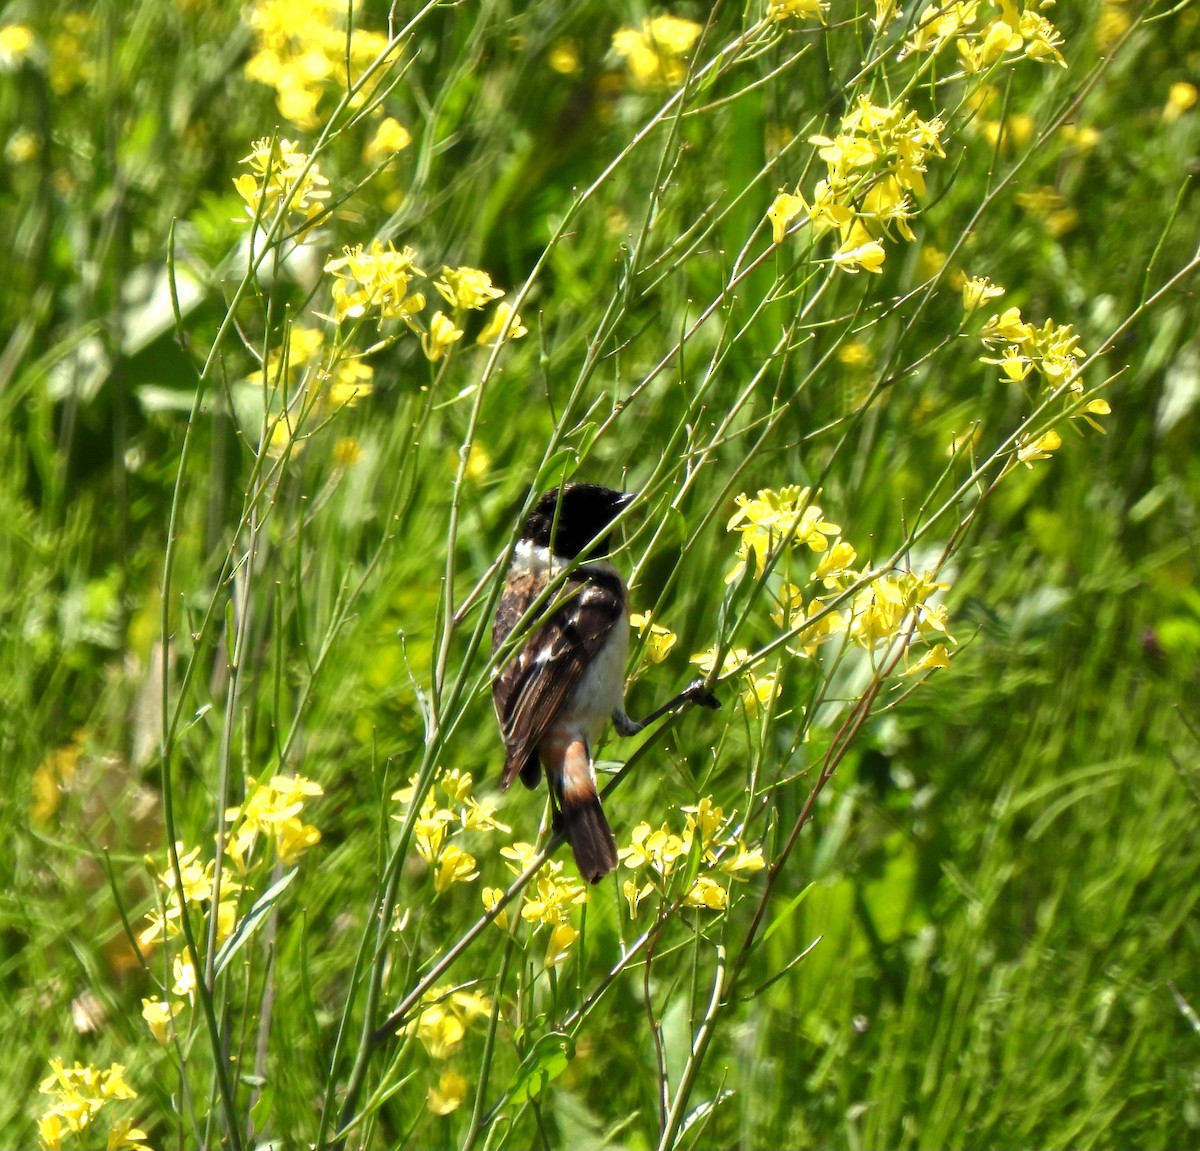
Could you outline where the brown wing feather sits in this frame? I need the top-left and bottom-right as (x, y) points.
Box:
(492, 568), (624, 790)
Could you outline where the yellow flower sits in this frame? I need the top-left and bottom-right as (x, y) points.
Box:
(719, 842), (767, 875)
(1016, 427), (1062, 467)
(684, 875), (728, 910)
(409, 985), (494, 1057)
(107, 1118), (152, 1151)
(904, 642), (951, 675)
(957, 18), (1023, 73)
(873, 0), (899, 33)
(500, 841), (540, 874)
(981, 346), (1033, 382)
(31, 740), (80, 825)
(630, 611), (678, 664)
(1019, 10), (1067, 68)
(433, 844), (479, 894)
(689, 645), (752, 680)
(482, 886), (509, 930)
(476, 301), (528, 345)
(683, 797), (724, 849)
(905, 1), (978, 57)
(1164, 81), (1198, 123)
(618, 820), (689, 880)
(860, 176), (916, 242)
(848, 575), (909, 646)
(726, 485), (841, 582)
(802, 180), (853, 234)
(171, 955), (197, 998)
(544, 922), (580, 967)
(249, 324), (325, 390)
(743, 671), (780, 715)
(435, 265), (505, 311)
(623, 878), (655, 919)
(413, 793), (457, 865)
(422, 311), (464, 362)
(37, 1059), (140, 1143)
(427, 1069), (469, 1116)
(460, 796), (510, 833)
(226, 774), (323, 867)
(439, 767), (473, 804)
(813, 538), (859, 588)
(46, 14), (95, 95)
(0, 23), (36, 69)
(414, 1005), (466, 1059)
(961, 275), (1005, 314)
(39, 1112), (67, 1150)
(233, 137), (330, 235)
(767, 191), (805, 244)
(837, 340), (873, 369)
(520, 861), (588, 927)
(141, 998), (182, 1045)
(364, 116), (412, 164)
(981, 306), (1031, 345)
(325, 240), (426, 325)
(276, 816), (322, 865)
(547, 38), (581, 75)
(832, 237), (886, 274)
(1075, 397), (1111, 434)
(244, 0), (395, 130)
(788, 596), (848, 657)
(612, 14), (702, 90)
(767, 0), (828, 22)
(322, 357), (374, 408)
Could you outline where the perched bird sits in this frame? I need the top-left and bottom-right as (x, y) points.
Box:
(491, 483), (640, 883)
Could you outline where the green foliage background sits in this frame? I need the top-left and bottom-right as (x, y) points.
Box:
(1, 1), (1199, 1148)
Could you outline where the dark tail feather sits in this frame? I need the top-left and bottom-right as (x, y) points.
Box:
(554, 741), (618, 883)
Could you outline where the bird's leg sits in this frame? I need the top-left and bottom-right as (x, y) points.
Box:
(612, 678), (721, 737)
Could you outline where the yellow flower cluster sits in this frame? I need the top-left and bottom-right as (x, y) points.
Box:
(619, 797), (765, 918)
(485, 843), (589, 967)
(405, 985), (493, 1114)
(978, 297), (1107, 421)
(233, 137), (330, 237)
(138, 843), (241, 949)
(905, 1), (1067, 72)
(243, 0), (393, 129)
(725, 485), (840, 585)
(970, 293), (1108, 465)
(393, 768), (510, 897)
(225, 773), (323, 869)
(324, 245), (527, 359)
(723, 486), (955, 674)
(136, 778), (321, 1047)
(409, 984), (494, 1059)
(767, 96), (945, 274)
(611, 14), (702, 90)
(251, 323), (377, 458)
(325, 240), (427, 325)
(766, 0), (829, 22)
(254, 324), (375, 408)
(37, 1059), (147, 1151)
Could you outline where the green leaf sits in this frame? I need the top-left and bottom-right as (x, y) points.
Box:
(213, 869), (298, 978)
(506, 1032), (575, 1105)
(761, 882), (813, 945)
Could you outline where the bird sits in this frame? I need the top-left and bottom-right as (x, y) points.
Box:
(491, 483), (639, 883)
